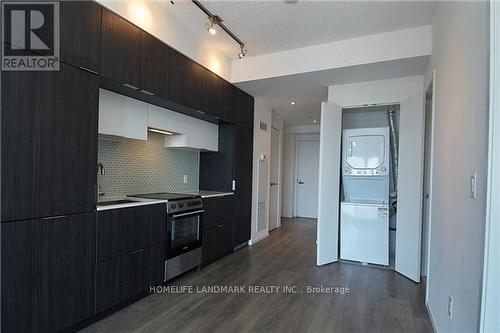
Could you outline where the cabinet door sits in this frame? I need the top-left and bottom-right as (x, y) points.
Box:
(96, 244), (164, 313)
(202, 198), (217, 229)
(37, 213), (96, 333)
(234, 125), (254, 197)
(60, 0), (101, 72)
(220, 82), (235, 122)
(233, 195), (252, 246)
(140, 33), (171, 99)
(1, 63), (99, 222)
(97, 204), (166, 261)
(1, 220), (36, 333)
(203, 223), (232, 266)
(101, 9), (140, 87)
(169, 51), (205, 111)
(204, 70), (223, 117)
(199, 124), (235, 192)
(233, 88), (254, 128)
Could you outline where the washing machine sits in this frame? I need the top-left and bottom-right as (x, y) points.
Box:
(340, 127), (390, 266)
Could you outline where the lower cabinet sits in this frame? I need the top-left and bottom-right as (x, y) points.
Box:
(96, 243), (165, 313)
(202, 196), (234, 266)
(203, 223), (233, 266)
(1, 213), (96, 333)
(232, 195), (252, 247)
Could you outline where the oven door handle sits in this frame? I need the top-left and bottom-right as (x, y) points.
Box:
(172, 209), (205, 218)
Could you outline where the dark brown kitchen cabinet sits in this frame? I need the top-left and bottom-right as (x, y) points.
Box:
(140, 33), (171, 99)
(101, 9), (140, 87)
(169, 50), (206, 112)
(1, 213), (96, 333)
(96, 243), (164, 313)
(97, 204), (166, 262)
(232, 195), (252, 247)
(1, 63), (98, 222)
(1, 220), (36, 333)
(203, 223), (233, 266)
(204, 70), (224, 117)
(221, 81), (236, 122)
(37, 213), (96, 333)
(200, 124), (235, 192)
(234, 87), (254, 128)
(234, 125), (254, 197)
(60, 0), (102, 72)
(202, 196), (234, 266)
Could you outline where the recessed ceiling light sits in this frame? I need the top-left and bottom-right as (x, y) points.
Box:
(290, 102), (296, 105)
(313, 120), (318, 123)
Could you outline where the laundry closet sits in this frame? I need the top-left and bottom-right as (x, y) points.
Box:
(339, 105), (400, 268)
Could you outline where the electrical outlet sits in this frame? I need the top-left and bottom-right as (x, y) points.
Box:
(448, 295), (454, 319)
(183, 175), (188, 184)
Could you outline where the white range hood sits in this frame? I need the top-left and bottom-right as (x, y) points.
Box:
(98, 89), (218, 152)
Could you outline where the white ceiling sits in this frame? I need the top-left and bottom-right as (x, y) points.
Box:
(164, 0), (436, 58)
(235, 56), (430, 126)
(161, 0), (435, 126)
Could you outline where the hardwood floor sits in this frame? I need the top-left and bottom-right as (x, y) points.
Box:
(81, 218), (433, 333)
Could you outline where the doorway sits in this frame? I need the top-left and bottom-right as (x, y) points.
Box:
(269, 127), (281, 231)
(421, 78), (434, 280)
(295, 139), (320, 218)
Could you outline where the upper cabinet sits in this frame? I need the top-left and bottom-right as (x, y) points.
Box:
(139, 33), (171, 100)
(1, 63), (99, 222)
(170, 51), (206, 112)
(99, 89), (148, 141)
(204, 70), (224, 118)
(100, 9), (140, 88)
(221, 81), (236, 123)
(60, 0), (102, 73)
(234, 88), (254, 129)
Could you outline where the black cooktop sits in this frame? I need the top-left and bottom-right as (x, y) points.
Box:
(129, 192), (200, 201)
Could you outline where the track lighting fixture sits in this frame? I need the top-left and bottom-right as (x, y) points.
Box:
(205, 16), (221, 35)
(170, 0), (175, 4)
(191, 0), (247, 59)
(238, 44), (248, 59)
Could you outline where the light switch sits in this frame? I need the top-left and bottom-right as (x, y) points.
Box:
(183, 175), (188, 184)
(470, 171), (477, 199)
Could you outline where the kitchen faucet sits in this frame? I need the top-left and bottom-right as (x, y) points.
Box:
(97, 163), (105, 197)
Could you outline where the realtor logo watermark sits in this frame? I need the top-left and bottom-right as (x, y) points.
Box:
(2, 2), (60, 71)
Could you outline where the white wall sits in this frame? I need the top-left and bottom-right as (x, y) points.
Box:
(425, 2), (490, 332)
(282, 126), (320, 218)
(97, 0), (231, 79)
(325, 76), (425, 278)
(250, 98), (273, 244)
(481, 3), (500, 332)
(231, 26), (432, 82)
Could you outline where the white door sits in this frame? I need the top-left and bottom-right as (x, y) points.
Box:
(296, 140), (320, 218)
(317, 102), (342, 266)
(395, 96), (425, 282)
(269, 127), (280, 231)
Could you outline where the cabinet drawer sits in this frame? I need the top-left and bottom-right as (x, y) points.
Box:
(202, 222), (233, 266)
(97, 204), (166, 261)
(96, 243), (164, 313)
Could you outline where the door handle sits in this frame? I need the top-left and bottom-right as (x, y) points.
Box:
(298, 179), (304, 185)
(270, 182), (279, 186)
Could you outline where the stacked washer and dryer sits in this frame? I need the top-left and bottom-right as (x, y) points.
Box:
(340, 127), (390, 266)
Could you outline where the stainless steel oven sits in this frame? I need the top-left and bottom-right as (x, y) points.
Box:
(165, 198), (203, 280)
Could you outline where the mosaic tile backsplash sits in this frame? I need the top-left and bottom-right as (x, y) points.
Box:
(97, 132), (199, 198)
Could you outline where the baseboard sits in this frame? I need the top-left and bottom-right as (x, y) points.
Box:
(426, 301), (438, 333)
(249, 232), (269, 245)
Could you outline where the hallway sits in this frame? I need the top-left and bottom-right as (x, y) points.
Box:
(82, 218), (433, 333)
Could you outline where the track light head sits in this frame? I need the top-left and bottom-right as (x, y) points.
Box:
(205, 16), (221, 35)
(238, 44), (247, 59)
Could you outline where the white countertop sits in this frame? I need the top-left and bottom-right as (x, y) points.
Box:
(177, 190), (234, 198)
(97, 196), (167, 211)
